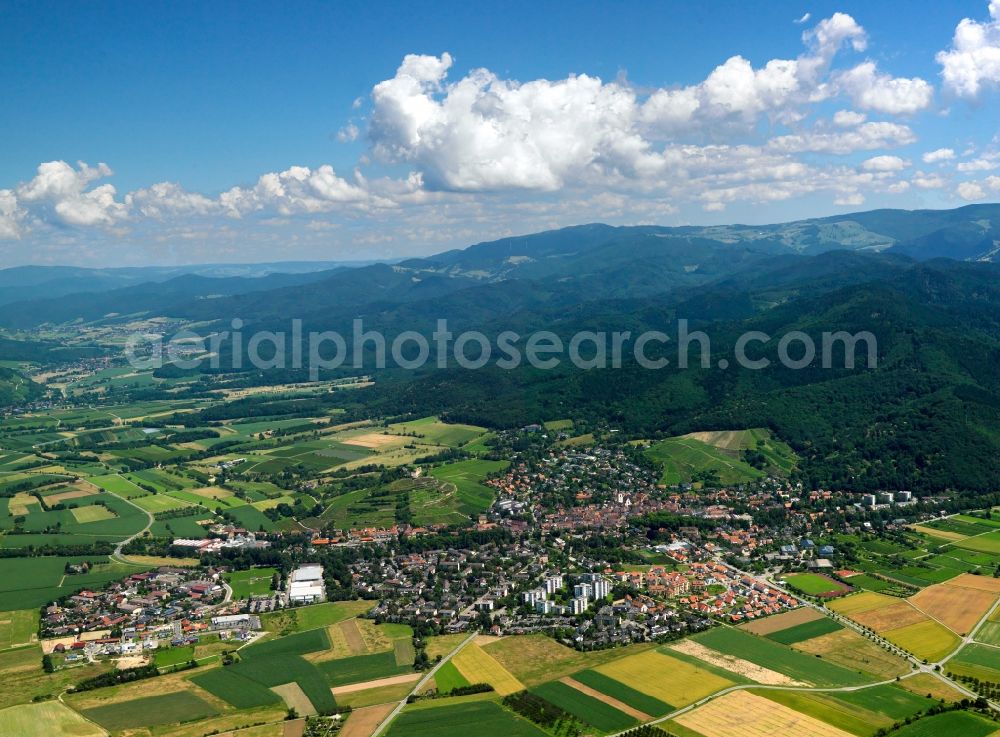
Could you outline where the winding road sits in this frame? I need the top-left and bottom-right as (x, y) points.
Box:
(98, 474), (155, 563)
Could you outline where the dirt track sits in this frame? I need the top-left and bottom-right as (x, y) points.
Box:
(560, 676), (652, 721)
(670, 640), (804, 686)
(330, 673), (421, 695)
(740, 607), (822, 636)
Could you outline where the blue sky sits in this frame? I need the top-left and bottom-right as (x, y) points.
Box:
(2, 0), (1000, 266)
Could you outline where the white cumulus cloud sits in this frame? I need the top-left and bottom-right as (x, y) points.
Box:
(958, 180), (987, 199)
(956, 154), (1000, 171)
(126, 182), (217, 218)
(0, 11), (963, 252)
(219, 165), (382, 216)
(913, 172), (948, 189)
(832, 109), (867, 126)
(0, 189), (25, 239)
(371, 53), (651, 191)
(834, 61), (933, 114)
(16, 161), (128, 227)
(937, 1), (1000, 98)
(834, 192), (865, 205)
(861, 155), (909, 171)
(366, 13), (901, 193)
(922, 147), (956, 163)
(768, 121), (916, 155)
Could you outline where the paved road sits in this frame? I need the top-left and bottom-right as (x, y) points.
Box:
(754, 562), (996, 708)
(612, 674), (904, 736)
(939, 590), (1000, 667)
(606, 562), (1000, 736)
(103, 475), (240, 611)
(370, 631), (479, 737)
(99, 474), (155, 563)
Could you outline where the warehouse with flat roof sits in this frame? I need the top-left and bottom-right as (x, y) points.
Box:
(288, 564), (326, 604)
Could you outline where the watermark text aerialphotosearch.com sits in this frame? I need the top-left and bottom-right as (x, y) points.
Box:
(126, 319), (878, 381)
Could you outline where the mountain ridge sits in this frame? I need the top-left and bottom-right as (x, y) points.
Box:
(2, 203), (998, 329)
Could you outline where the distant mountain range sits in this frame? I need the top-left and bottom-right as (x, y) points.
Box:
(0, 204), (998, 329)
(3, 204), (1000, 494)
(0, 259), (381, 307)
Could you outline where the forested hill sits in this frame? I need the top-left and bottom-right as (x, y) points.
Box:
(4, 204), (1000, 493)
(321, 258), (1000, 494)
(3, 204), (1000, 329)
(0, 366), (43, 407)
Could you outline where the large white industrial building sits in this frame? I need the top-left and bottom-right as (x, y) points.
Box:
(288, 564), (326, 604)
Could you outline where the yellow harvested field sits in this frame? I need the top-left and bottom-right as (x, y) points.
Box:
(670, 639), (804, 686)
(337, 682), (414, 709)
(911, 524), (966, 541)
(191, 486), (234, 500)
(118, 555), (200, 567)
(44, 486), (97, 505)
(897, 673), (966, 702)
(682, 430), (747, 448)
(944, 573), (1000, 593)
(0, 700), (107, 737)
(739, 607), (822, 636)
(42, 630), (112, 653)
(792, 629), (909, 678)
(340, 619), (366, 654)
(340, 704), (396, 737)
(828, 587), (972, 660)
(675, 691), (854, 737)
(341, 433), (407, 449)
(451, 643), (524, 696)
(482, 634), (655, 688)
(910, 578), (999, 635)
(850, 601), (927, 632)
(833, 575), (999, 656)
(283, 719), (306, 737)
(308, 624), (352, 662)
(882, 619), (960, 661)
(828, 592), (898, 616)
(310, 619), (398, 663)
(425, 634), (468, 660)
(272, 682), (317, 716)
(216, 725), (283, 737)
(70, 504), (116, 523)
(481, 634), (627, 686)
(7, 493), (37, 516)
(331, 673), (420, 695)
(353, 619), (395, 653)
(596, 649), (733, 706)
(337, 445), (449, 471)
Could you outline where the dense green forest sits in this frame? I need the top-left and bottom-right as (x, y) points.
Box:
(5, 206), (1000, 494)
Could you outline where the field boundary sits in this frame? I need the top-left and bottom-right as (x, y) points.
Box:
(560, 675), (652, 721)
